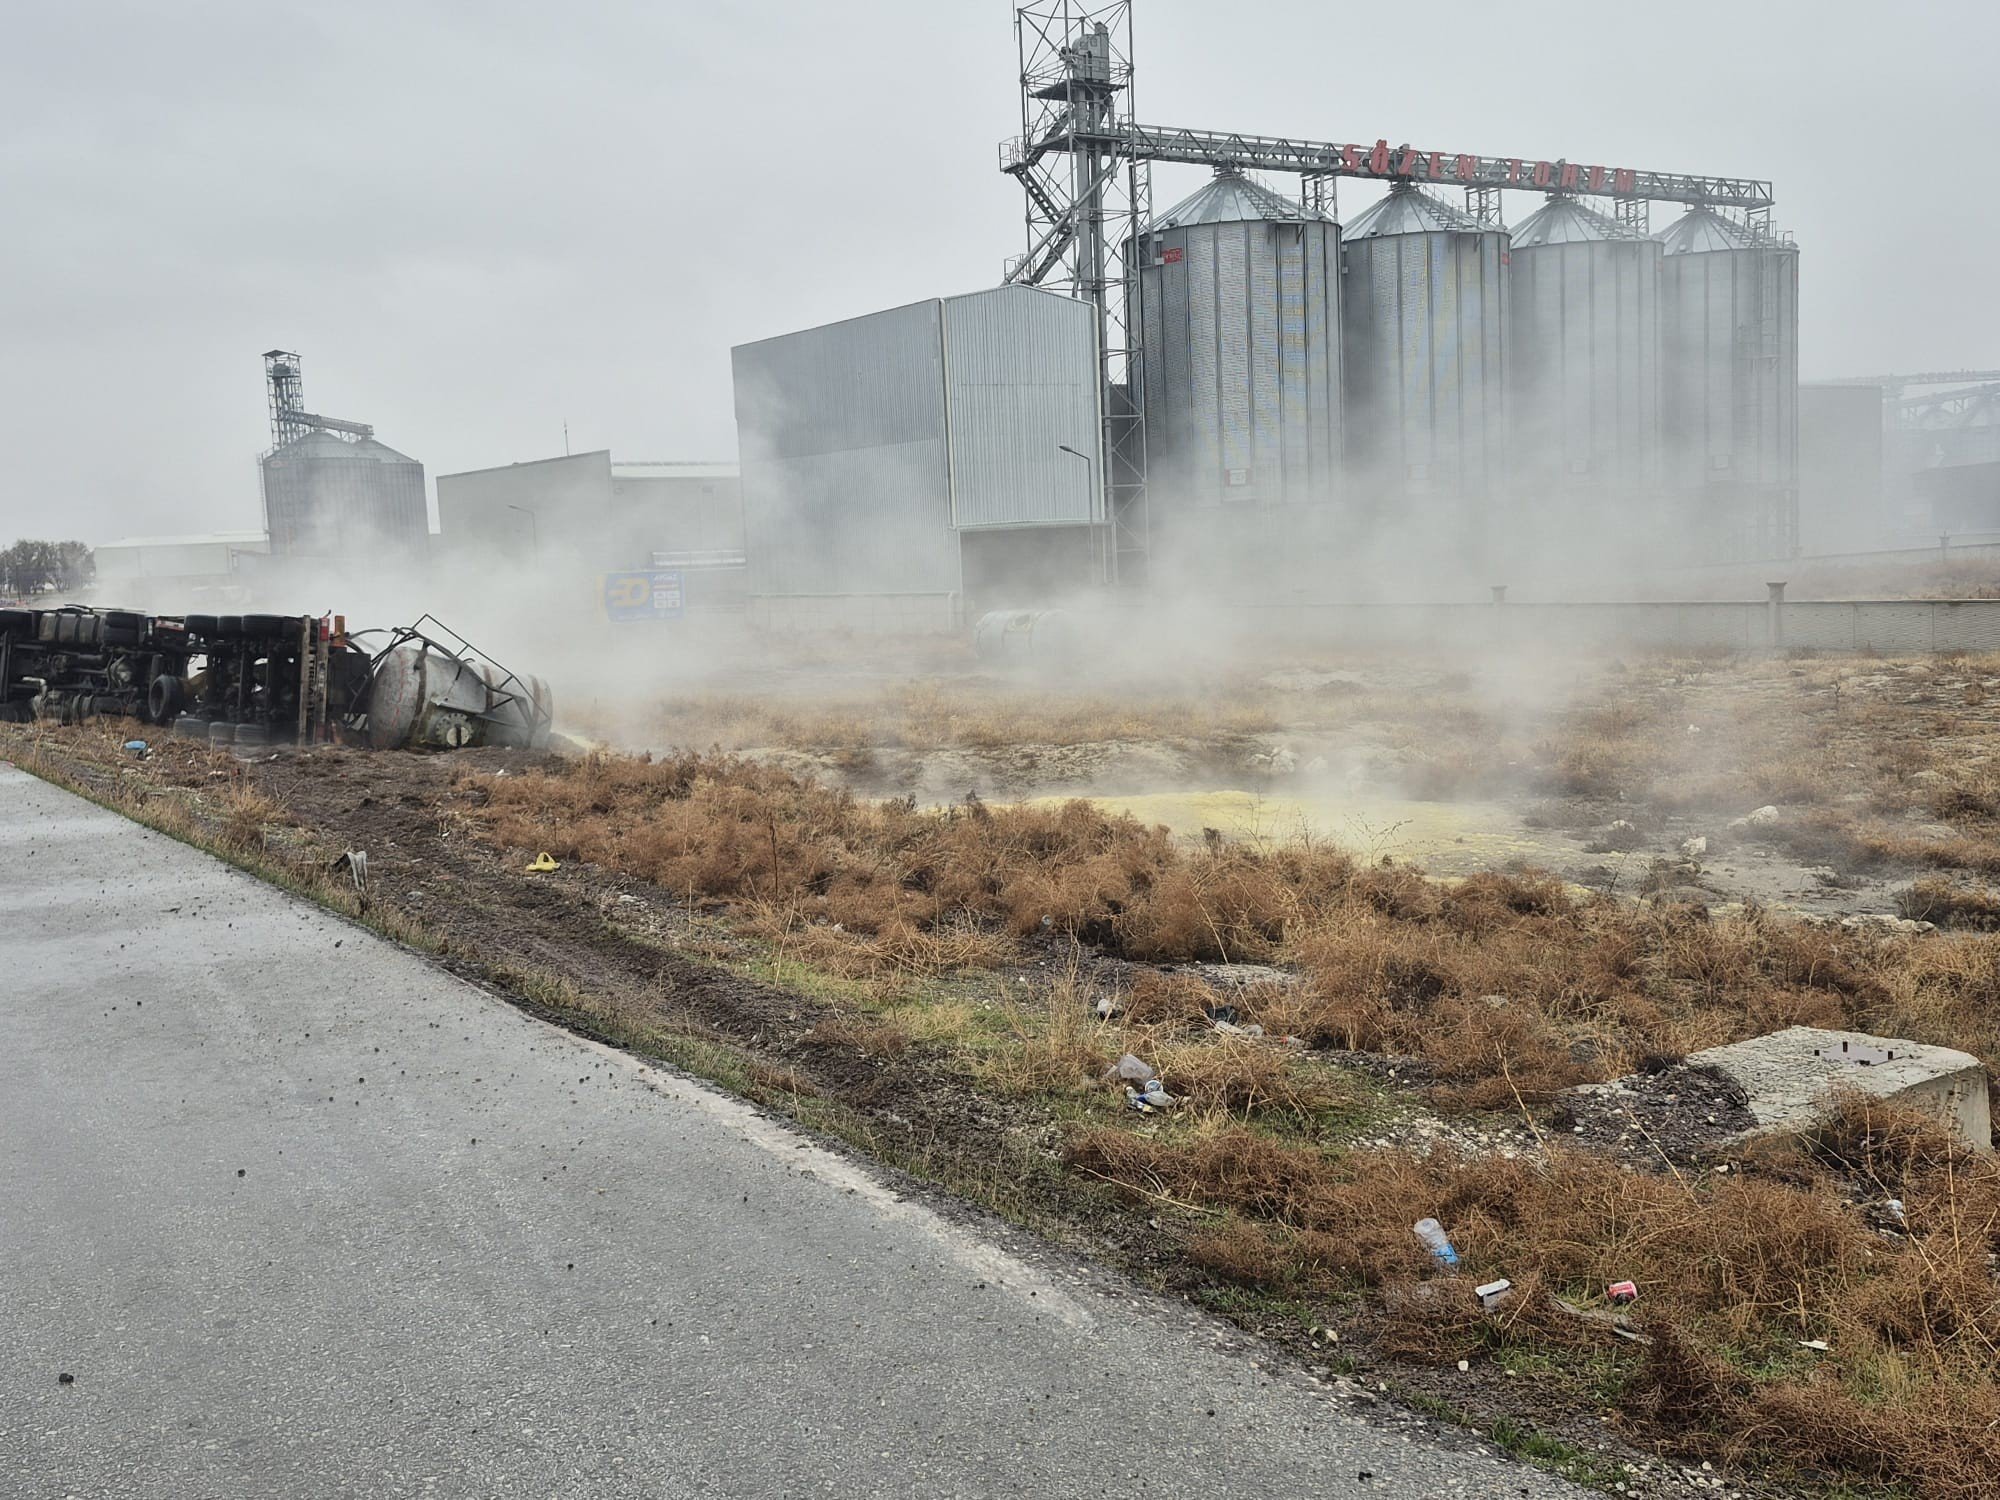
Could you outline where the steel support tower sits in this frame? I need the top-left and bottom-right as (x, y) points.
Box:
(1000, 5), (1784, 584)
(1003, 3), (1150, 584)
(263, 350), (311, 450)
(260, 348), (376, 450)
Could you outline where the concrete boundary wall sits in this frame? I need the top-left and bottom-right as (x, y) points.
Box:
(1212, 598), (2000, 652)
(746, 590), (2000, 651)
(1665, 536), (2000, 594)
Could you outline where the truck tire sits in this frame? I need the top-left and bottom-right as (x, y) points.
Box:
(101, 610), (145, 647)
(0, 609), (31, 637)
(242, 613), (289, 638)
(216, 615), (243, 638)
(184, 614), (220, 638)
(147, 675), (186, 724)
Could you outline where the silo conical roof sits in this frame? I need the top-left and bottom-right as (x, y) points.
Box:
(268, 430), (357, 463)
(1655, 205), (1759, 255)
(1149, 168), (1323, 229)
(1343, 182), (1488, 238)
(352, 437), (419, 464)
(1509, 195), (1649, 247)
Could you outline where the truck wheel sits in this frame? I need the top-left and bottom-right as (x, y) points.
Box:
(242, 613), (288, 638)
(101, 610), (145, 647)
(147, 675), (186, 723)
(216, 615), (243, 638)
(0, 610), (30, 637)
(184, 614), (220, 637)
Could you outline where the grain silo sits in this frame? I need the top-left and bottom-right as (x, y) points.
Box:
(261, 431), (429, 557)
(1134, 167), (1342, 542)
(1656, 206), (1800, 560)
(1339, 183), (1509, 536)
(1507, 195), (1660, 523)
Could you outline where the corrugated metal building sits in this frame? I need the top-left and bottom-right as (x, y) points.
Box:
(93, 530), (271, 583)
(1339, 184), (1509, 541)
(1135, 169), (1342, 512)
(731, 284), (1102, 628)
(1506, 196), (1661, 511)
(1799, 384), (1888, 552)
(1656, 206), (1800, 561)
(609, 460), (745, 555)
(260, 431), (428, 557)
(436, 450), (742, 571)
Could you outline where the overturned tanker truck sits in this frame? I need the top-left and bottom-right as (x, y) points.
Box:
(0, 605), (553, 751)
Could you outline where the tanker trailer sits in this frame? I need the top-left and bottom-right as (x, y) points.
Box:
(2, 606), (554, 752)
(349, 617), (554, 751)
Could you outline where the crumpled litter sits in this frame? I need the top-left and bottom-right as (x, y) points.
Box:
(1104, 1052), (1154, 1085)
(1125, 1078), (1179, 1112)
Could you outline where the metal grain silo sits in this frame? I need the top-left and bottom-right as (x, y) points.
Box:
(1134, 168), (1341, 524)
(1507, 196), (1660, 515)
(261, 431), (429, 557)
(1339, 183), (1508, 534)
(1656, 206), (1800, 560)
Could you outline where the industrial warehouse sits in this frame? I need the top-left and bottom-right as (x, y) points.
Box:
(11, 5), (2000, 1499)
(724, 5), (1808, 628)
(69, 10), (1993, 632)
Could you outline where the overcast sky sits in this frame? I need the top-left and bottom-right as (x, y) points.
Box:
(4, 0), (1995, 544)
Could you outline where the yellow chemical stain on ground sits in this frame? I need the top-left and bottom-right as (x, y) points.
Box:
(1023, 789), (1568, 874)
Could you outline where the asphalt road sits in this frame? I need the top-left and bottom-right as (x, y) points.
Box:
(0, 763), (1586, 1499)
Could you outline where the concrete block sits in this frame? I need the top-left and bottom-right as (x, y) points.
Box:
(1686, 1026), (1991, 1151)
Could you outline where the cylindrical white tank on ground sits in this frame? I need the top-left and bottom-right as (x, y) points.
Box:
(365, 643), (553, 750)
(1507, 195), (1661, 531)
(1656, 206), (1800, 561)
(1339, 183), (1509, 541)
(1134, 168), (1342, 527)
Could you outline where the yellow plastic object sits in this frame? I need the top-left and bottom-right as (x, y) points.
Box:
(525, 852), (560, 873)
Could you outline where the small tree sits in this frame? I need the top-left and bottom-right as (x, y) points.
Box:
(0, 539), (94, 596)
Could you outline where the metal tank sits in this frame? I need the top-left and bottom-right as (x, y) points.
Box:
(365, 642), (553, 751)
(1506, 196), (1661, 523)
(1133, 168), (1342, 526)
(1656, 206), (1800, 561)
(1339, 183), (1509, 537)
(261, 431), (429, 557)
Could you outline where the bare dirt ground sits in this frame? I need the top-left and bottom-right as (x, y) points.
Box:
(15, 641), (2000, 1499)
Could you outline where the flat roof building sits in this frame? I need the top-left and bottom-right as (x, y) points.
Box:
(731, 283), (1103, 632)
(436, 450), (742, 567)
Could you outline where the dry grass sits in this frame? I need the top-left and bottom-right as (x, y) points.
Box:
(976, 966), (1119, 1097)
(1073, 1100), (2000, 1496)
(23, 697), (2000, 1493)
(580, 677), (1282, 756)
(458, 749), (2000, 1101)
(463, 751), (1356, 975)
(1898, 877), (2000, 930)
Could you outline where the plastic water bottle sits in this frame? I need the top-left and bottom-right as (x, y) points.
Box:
(1412, 1218), (1459, 1268)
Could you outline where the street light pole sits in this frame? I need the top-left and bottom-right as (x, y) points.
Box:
(1056, 444), (1102, 583)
